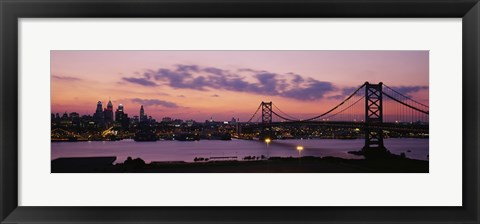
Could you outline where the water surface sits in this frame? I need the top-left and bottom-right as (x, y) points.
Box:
(51, 138), (429, 163)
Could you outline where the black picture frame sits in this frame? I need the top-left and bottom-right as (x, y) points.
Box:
(1, 0), (479, 223)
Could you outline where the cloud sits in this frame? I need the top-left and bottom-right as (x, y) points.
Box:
(327, 86), (359, 100)
(203, 67), (224, 76)
(255, 72), (278, 94)
(122, 77), (157, 87)
(124, 64), (339, 101)
(125, 64), (428, 102)
(176, 64), (200, 72)
(328, 84), (428, 100)
(152, 68), (208, 90)
(391, 86), (428, 97)
(130, 98), (179, 108)
(211, 94), (220, 97)
(281, 80), (336, 100)
(291, 74), (304, 85)
(52, 75), (81, 81)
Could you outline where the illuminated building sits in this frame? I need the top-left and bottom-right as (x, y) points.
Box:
(115, 104), (130, 129)
(115, 104), (125, 121)
(140, 105), (147, 122)
(104, 100), (114, 124)
(93, 101), (104, 125)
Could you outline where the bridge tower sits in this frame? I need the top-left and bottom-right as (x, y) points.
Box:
(262, 101), (273, 124)
(362, 82), (388, 156)
(260, 101), (273, 140)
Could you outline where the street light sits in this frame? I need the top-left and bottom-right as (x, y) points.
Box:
(296, 145), (304, 157)
(296, 145), (304, 166)
(265, 138), (271, 158)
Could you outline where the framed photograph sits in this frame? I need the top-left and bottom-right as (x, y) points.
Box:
(1, 0), (479, 223)
(50, 50), (430, 174)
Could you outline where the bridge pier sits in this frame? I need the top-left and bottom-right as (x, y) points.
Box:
(362, 82), (389, 157)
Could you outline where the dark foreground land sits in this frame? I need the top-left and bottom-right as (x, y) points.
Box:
(51, 156), (428, 173)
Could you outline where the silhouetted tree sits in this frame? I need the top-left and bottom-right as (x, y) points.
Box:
(123, 157), (146, 170)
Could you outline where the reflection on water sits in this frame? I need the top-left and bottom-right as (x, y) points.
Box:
(51, 138), (428, 163)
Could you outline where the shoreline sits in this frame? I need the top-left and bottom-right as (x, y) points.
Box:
(51, 155), (429, 173)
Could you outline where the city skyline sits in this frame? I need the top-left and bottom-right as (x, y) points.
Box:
(52, 100), (236, 123)
(51, 51), (429, 121)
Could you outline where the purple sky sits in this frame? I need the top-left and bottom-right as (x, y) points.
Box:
(51, 51), (429, 122)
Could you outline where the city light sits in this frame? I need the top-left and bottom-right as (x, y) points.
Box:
(296, 145), (304, 165)
(265, 138), (271, 159)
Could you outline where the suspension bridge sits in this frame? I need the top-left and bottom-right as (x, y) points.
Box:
(240, 82), (429, 156)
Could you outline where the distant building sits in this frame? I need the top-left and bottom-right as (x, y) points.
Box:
(81, 115), (95, 127)
(70, 112), (80, 127)
(186, 119), (195, 127)
(61, 112), (68, 120)
(148, 116), (156, 123)
(93, 101), (104, 125)
(60, 112), (72, 126)
(115, 104), (130, 129)
(173, 119), (183, 125)
(162, 117), (172, 123)
(132, 115), (139, 124)
(140, 105), (147, 122)
(104, 100), (114, 124)
(115, 104), (125, 121)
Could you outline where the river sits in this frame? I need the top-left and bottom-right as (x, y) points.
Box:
(51, 138), (429, 163)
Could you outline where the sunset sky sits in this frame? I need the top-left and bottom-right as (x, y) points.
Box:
(51, 51), (429, 122)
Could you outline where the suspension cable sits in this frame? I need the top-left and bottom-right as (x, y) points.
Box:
(246, 103), (262, 123)
(323, 96), (365, 120)
(302, 83), (366, 121)
(382, 91), (429, 115)
(383, 84), (429, 108)
(272, 103), (299, 120)
(271, 110), (300, 122)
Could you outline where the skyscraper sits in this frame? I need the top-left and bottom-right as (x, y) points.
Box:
(115, 103), (130, 129)
(93, 101), (104, 125)
(140, 105), (147, 122)
(104, 100), (114, 124)
(70, 112), (80, 127)
(115, 104), (124, 121)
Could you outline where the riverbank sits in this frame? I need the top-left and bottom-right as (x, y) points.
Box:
(52, 156), (428, 173)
